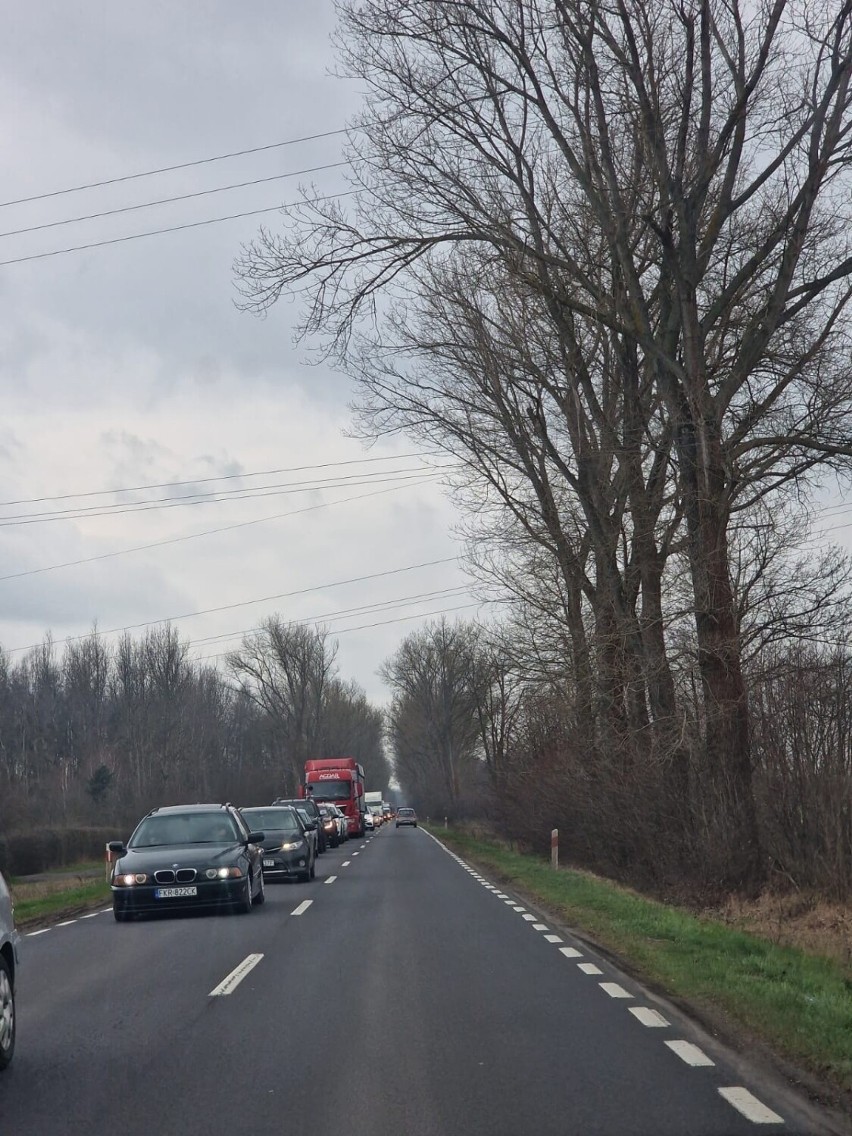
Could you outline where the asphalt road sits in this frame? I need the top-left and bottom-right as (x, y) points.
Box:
(0, 825), (839, 1136)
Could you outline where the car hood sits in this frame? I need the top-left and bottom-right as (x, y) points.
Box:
(115, 844), (245, 873)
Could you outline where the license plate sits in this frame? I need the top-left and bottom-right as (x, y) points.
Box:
(263, 859), (275, 867)
(154, 886), (197, 898)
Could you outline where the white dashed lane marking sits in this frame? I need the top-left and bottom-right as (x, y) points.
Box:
(532, 923), (549, 931)
(352, 852), (360, 857)
(325, 876), (337, 884)
(341, 860), (350, 867)
(600, 982), (632, 999)
(559, 947), (582, 958)
(718, 1088), (783, 1125)
(578, 963), (603, 975)
(544, 934), (563, 944)
(628, 1007), (669, 1028)
(209, 953), (264, 997)
(291, 900), (313, 916)
(665, 1040), (715, 1067)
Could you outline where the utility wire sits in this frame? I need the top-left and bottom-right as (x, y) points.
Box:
(0, 479), (443, 584)
(0, 468), (442, 526)
(0, 128), (350, 209)
(0, 190), (355, 268)
(190, 586), (473, 649)
(196, 602), (484, 663)
(5, 555), (461, 654)
(0, 452), (431, 508)
(0, 161), (350, 240)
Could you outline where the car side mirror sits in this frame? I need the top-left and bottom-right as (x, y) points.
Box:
(108, 841), (126, 855)
(246, 831), (264, 843)
(304, 822), (317, 831)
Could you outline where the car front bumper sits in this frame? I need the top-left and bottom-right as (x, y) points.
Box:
(112, 877), (247, 914)
(259, 851), (310, 878)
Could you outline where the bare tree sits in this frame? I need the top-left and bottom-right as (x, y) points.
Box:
(238, 0), (852, 886)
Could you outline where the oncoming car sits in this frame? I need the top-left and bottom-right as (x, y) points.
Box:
(0, 871), (19, 1071)
(109, 804), (266, 921)
(395, 808), (417, 828)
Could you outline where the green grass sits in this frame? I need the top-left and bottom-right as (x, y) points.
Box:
(11, 877), (111, 925)
(9, 858), (104, 883)
(431, 827), (852, 1093)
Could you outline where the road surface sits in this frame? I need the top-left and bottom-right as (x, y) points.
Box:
(0, 825), (838, 1135)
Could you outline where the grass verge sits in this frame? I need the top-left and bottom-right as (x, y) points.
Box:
(11, 875), (111, 927)
(431, 827), (852, 1097)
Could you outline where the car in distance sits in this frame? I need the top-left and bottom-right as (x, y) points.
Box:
(396, 808), (417, 828)
(363, 810), (375, 832)
(318, 804), (343, 848)
(0, 871), (20, 1071)
(327, 804), (349, 842)
(109, 803), (266, 921)
(241, 805), (315, 882)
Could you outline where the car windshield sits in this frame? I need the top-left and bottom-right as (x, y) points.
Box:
(129, 812), (240, 847)
(241, 808), (301, 833)
(399, 809), (415, 816)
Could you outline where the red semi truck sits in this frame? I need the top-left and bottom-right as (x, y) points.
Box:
(301, 758), (366, 838)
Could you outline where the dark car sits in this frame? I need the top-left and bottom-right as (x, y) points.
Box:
(396, 807), (417, 828)
(109, 803), (266, 921)
(0, 871), (19, 1071)
(274, 797), (327, 853)
(318, 804), (342, 848)
(241, 806), (315, 882)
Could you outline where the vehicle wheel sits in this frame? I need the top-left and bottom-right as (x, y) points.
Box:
(413, 823), (417, 827)
(0, 954), (15, 1071)
(235, 873), (253, 914)
(309, 855), (316, 880)
(396, 823), (400, 828)
(113, 905), (130, 922)
(252, 870), (265, 906)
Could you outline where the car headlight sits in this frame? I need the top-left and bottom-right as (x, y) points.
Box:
(113, 872), (148, 886)
(281, 840), (303, 851)
(216, 866), (243, 879)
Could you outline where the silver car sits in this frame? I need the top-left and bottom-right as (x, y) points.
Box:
(0, 871), (20, 1070)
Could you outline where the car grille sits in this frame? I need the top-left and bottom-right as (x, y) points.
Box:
(154, 869), (197, 884)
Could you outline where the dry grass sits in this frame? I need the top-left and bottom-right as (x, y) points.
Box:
(707, 892), (852, 972)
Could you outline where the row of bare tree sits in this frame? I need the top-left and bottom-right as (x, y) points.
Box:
(239, 0), (852, 890)
(385, 618), (852, 899)
(0, 620), (389, 833)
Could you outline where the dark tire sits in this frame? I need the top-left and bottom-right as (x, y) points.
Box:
(309, 855), (316, 880)
(252, 871), (265, 906)
(235, 873), (253, 914)
(0, 954), (15, 1071)
(413, 823), (417, 827)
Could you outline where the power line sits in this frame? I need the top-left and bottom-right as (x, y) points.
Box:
(0, 452), (431, 508)
(5, 556), (462, 654)
(0, 161), (349, 240)
(189, 586), (473, 649)
(0, 190), (355, 268)
(196, 602), (484, 663)
(0, 479), (443, 584)
(0, 468), (442, 527)
(0, 128), (350, 209)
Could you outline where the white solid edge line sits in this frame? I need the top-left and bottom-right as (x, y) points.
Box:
(559, 947), (583, 958)
(341, 860), (350, 866)
(26, 928), (50, 936)
(628, 1006), (670, 1027)
(209, 953), (264, 997)
(599, 982), (633, 999)
(291, 899), (313, 916)
(81, 912), (100, 919)
(325, 876), (337, 884)
(665, 1040), (715, 1067)
(578, 963), (603, 975)
(532, 923), (549, 931)
(718, 1088), (784, 1125)
(56, 920), (77, 927)
(544, 934), (563, 943)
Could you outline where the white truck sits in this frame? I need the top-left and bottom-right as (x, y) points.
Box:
(364, 791), (384, 826)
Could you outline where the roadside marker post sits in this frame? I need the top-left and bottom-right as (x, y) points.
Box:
(105, 842), (114, 883)
(551, 828), (558, 870)
(444, 816), (448, 829)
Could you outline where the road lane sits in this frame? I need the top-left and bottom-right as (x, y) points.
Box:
(0, 827), (836, 1136)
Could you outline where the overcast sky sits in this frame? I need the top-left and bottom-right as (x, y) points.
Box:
(0, 1), (477, 703)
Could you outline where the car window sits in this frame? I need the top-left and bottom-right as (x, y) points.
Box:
(130, 812), (240, 847)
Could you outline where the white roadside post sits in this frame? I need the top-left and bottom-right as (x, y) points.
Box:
(551, 828), (558, 870)
(105, 842), (114, 884)
(444, 816), (448, 829)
